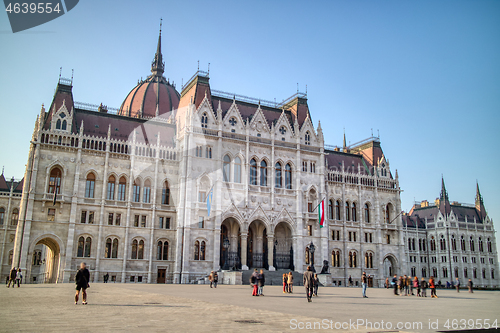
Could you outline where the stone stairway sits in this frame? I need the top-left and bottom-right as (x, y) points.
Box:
(241, 269), (304, 286)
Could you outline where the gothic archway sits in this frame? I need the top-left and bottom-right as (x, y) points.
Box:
(247, 220), (267, 269)
(220, 218), (241, 270)
(383, 254), (398, 278)
(30, 236), (62, 283)
(274, 222), (293, 270)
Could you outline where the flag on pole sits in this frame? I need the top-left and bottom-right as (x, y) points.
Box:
(206, 186), (214, 217)
(317, 199), (325, 228)
(52, 188), (57, 206)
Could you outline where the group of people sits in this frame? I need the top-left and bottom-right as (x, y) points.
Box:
(208, 271), (218, 288)
(282, 272), (294, 293)
(387, 275), (475, 298)
(250, 269), (266, 296)
(6, 267), (22, 288)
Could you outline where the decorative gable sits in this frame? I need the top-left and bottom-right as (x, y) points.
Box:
(248, 105), (271, 139)
(274, 110), (295, 142)
(222, 101), (245, 133)
(299, 114), (317, 146)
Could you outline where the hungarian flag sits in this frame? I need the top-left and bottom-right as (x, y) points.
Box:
(317, 199), (325, 228)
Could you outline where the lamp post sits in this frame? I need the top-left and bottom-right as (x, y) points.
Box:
(222, 236), (230, 270)
(309, 242), (316, 273)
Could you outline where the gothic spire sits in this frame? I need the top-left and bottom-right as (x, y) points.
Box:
(439, 176), (449, 202)
(151, 19), (164, 76)
(439, 176), (451, 217)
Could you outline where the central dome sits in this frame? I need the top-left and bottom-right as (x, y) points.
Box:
(118, 28), (180, 118)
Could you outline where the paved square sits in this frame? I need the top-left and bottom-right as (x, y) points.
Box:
(0, 284), (498, 332)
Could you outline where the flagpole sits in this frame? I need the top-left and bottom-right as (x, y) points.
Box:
(311, 196), (327, 213)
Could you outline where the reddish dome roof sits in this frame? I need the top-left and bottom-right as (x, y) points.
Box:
(118, 76), (180, 118)
(118, 25), (180, 118)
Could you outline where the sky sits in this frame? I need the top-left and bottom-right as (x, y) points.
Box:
(0, 1), (499, 254)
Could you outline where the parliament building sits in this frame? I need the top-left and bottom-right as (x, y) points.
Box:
(1, 29), (497, 288)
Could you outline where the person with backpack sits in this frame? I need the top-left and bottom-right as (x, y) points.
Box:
(250, 269), (259, 296)
(75, 262), (90, 305)
(420, 277), (428, 297)
(258, 269), (265, 296)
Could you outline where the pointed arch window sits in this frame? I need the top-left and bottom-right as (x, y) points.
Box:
(460, 235), (466, 251)
(386, 205), (391, 223)
(157, 240), (169, 260)
(335, 200), (341, 220)
(304, 131), (311, 145)
(131, 240), (138, 259)
(162, 181), (170, 205)
(133, 179), (141, 202)
(487, 238), (492, 253)
(470, 236), (475, 252)
(349, 251), (357, 268)
(194, 240), (200, 260)
(77, 236), (85, 257)
(56, 119), (61, 129)
(143, 179), (151, 203)
(332, 250), (341, 267)
(351, 202), (357, 222)
(479, 237), (484, 252)
(223, 155), (231, 182)
(328, 200), (334, 220)
(48, 167), (62, 194)
(107, 175), (116, 200)
(275, 162), (282, 188)
(118, 177), (127, 201)
(285, 163), (292, 189)
(305, 247), (310, 264)
(201, 113), (208, 128)
(365, 252), (373, 268)
(200, 241), (206, 260)
(234, 157), (242, 183)
(0, 207), (4, 226)
(112, 238), (118, 258)
(345, 202), (350, 221)
(364, 203), (370, 222)
(138, 240), (144, 259)
(451, 235), (457, 251)
(249, 159), (257, 185)
(84, 237), (92, 257)
(62, 120), (67, 130)
(85, 173), (96, 198)
(260, 160), (267, 186)
(11, 208), (19, 226)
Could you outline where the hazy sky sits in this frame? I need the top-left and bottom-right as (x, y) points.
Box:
(1, 1), (499, 253)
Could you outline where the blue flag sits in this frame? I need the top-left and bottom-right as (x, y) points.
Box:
(206, 186), (213, 217)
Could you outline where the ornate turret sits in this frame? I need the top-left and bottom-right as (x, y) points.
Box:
(438, 176), (451, 217)
(151, 19), (164, 77)
(475, 182), (487, 221)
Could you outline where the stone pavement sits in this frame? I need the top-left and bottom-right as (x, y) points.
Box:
(0, 283), (498, 332)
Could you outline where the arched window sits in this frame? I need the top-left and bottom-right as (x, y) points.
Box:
(105, 238), (112, 258)
(194, 240), (200, 260)
(285, 163), (292, 189)
(349, 251), (357, 268)
(112, 239), (118, 258)
(249, 159), (257, 185)
(275, 162), (282, 188)
(461, 235), (466, 251)
(430, 236), (436, 252)
(479, 237), (483, 252)
(11, 209), (19, 226)
(364, 204), (370, 222)
(56, 119), (61, 129)
(365, 252), (373, 268)
(138, 240), (144, 259)
(304, 131), (311, 145)
(260, 160), (267, 186)
(85, 173), (96, 198)
(157, 241), (169, 260)
(351, 202), (357, 222)
(133, 179), (141, 202)
(77, 236), (85, 257)
(48, 167), (62, 194)
(305, 247), (310, 264)
(454, 267), (459, 278)
(451, 235), (457, 251)
(440, 235), (446, 251)
(234, 157), (242, 183)
(118, 177), (127, 201)
(470, 236), (475, 252)
(487, 238), (492, 253)
(143, 179), (151, 203)
(345, 202), (350, 221)
(107, 175), (116, 200)
(328, 200), (334, 220)
(0, 207), (4, 226)
(473, 268), (477, 279)
(432, 267), (437, 277)
(84, 237), (92, 257)
(335, 200), (341, 220)
(411, 267), (416, 276)
(492, 269), (495, 280)
(162, 181), (170, 205)
(332, 250), (341, 267)
(62, 120), (67, 130)
(422, 268), (427, 278)
(386, 204), (391, 223)
(464, 267), (468, 278)
(482, 268), (486, 279)
(223, 155), (231, 182)
(200, 241), (206, 260)
(131, 240), (138, 259)
(201, 113), (208, 128)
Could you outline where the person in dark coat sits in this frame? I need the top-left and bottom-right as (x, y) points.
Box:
(392, 275), (398, 295)
(420, 277), (428, 297)
(250, 269), (259, 296)
(75, 262), (90, 305)
(258, 269), (265, 296)
(313, 274), (319, 297)
(103, 273), (109, 283)
(468, 279), (473, 293)
(303, 266), (315, 302)
(7, 267), (17, 288)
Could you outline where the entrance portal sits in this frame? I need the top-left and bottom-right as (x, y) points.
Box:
(274, 222), (293, 270)
(247, 220), (267, 269)
(31, 237), (61, 283)
(383, 255), (398, 278)
(220, 218), (241, 270)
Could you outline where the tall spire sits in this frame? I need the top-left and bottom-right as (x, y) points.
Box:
(342, 129), (347, 152)
(439, 176), (449, 202)
(438, 176), (451, 217)
(151, 19), (164, 76)
(475, 181), (486, 220)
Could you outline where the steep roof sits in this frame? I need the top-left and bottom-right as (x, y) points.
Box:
(325, 149), (372, 175)
(0, 174), (9, 192)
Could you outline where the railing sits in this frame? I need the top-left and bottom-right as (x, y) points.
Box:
(182, 70), (209, 90)
(278, 92), (307, 107)
(211, 89), (279, 109)
(74, 101), (120, 115)
(327, 170), (397, 190)
(222, 132), (246, 141)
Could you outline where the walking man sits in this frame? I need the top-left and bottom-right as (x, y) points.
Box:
(303, 266), (314, 302)
(455, 278), (460, 292)
(361, 272), (369, 298)
(468, 279), (473, 293)
(75, 262), (90, 305)
(348, 275), (353, 287)
(15, 269), (22, 287)
(7, 267), (16, 288)
(392, 274), (398, 295)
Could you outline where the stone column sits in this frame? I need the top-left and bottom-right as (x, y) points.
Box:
(241, 232), (248, 270)
(267, 233), (275, 271)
